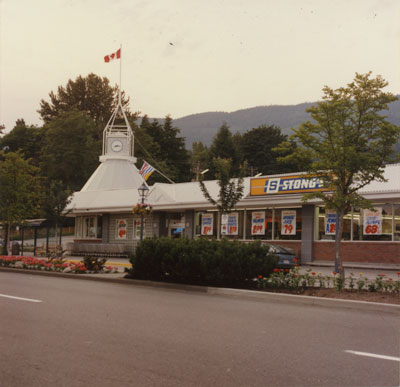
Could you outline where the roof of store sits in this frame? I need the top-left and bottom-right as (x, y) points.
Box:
(67, 164), (400, 214)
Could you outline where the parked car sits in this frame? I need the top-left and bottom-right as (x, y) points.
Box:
(262, 243), (299, 269)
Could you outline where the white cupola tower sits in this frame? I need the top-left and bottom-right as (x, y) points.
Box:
(78, 97), (146, 193)
(100, 99), (136, 163)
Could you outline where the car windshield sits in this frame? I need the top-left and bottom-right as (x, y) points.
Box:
(265, 244), (292, 254)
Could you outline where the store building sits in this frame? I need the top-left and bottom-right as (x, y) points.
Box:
(67, 101), (400, 264)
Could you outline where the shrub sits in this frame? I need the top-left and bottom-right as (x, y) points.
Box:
(129, 237), (277, 288)
(82, 256), (107, 272)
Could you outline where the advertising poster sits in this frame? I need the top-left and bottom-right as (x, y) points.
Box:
(363, 208), (382, 235)
(221, 213), (238, 235)
(281, 210), (296, 235)
(116, 219), (127, 239)
(251, 211), (265, 235)
(325, 210), (337, 235)
(201, 213), (214, 235)
(135, 219), (146, 239)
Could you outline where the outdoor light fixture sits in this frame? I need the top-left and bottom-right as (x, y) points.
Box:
(254, 173), (262, 177)
(137, 183), (149, 241)
(200, 168), (209, 175)
(137, 183), (149, 199)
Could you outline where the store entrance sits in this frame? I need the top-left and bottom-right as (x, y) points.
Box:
(168, 213), (185, 238)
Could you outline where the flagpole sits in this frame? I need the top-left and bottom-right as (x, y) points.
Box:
(119, 44), (122, 104)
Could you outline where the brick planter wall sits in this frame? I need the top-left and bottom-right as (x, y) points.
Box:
(313, 241), (400, 264)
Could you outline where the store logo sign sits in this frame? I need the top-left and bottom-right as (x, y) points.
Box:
(250, 175), (328, 196)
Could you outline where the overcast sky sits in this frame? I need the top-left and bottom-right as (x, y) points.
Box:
(1, 0), (399, 132)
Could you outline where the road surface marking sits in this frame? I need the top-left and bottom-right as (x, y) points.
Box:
(0, 294), (42, 303)
(345, 350), (400, 362)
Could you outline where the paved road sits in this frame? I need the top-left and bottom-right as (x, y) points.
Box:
(0, 272), (399, 387)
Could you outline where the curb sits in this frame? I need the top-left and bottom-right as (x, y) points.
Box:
(1, 267), (399, 314)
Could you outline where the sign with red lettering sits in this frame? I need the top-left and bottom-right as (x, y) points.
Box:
(363, 208), (382, 235)
(201, 213), (213, 235)
(281, 210), (296, 235)
(116, 219), (127, 240)
(325, 210), (337, 235)
(221, 213), (239, 236)
(251, 211), (265, 235)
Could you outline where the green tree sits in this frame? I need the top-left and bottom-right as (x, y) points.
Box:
(133, 115), (161, 168)
(199, 157), (245, 213)
(0, 152), (41, 254)
(161, 115), (191, 182)
(38, 73), (130, 140)
(0, 119), (44, 166)
(278, 72), (400, 277)
(137, 115), (190, 183)
(242, 125), (300, 175)
(208, 123), (242, 178)
(40, 111), (99, 191)
(191, 141), (209, 180)
(40, 179), (72, 256)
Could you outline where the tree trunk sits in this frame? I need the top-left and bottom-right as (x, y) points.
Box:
(334, 210), (345, 279)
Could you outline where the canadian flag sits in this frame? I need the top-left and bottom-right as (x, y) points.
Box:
(104, 48), (121, 63)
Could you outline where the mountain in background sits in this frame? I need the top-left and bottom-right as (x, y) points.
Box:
(152, 97), (400, 148)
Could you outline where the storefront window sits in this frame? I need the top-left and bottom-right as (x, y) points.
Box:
(317, 204), (397, 241)
(195, 212), (218, 237)
(381, 205), (394, 241)
(273, 208), (301, 240)
(245, 210), (273, 240)
(357, 205), (393, 241)
(316, 207), (351, 241)
(75, 216), (102, 239)
(352, 208), (362, 241)
(220, 211), (244, 239)
(394, 205), (400, 241)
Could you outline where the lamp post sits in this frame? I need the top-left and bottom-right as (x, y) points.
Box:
(137, 183), (149, 241)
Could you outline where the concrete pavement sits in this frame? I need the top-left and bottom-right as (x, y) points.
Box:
(1, 271), (399, 387)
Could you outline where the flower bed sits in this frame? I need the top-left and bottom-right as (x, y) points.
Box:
(257, 267), (400, 295)
(0, 256), (118, 274)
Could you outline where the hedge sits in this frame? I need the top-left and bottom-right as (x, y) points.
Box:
(129, 237), (277, 288)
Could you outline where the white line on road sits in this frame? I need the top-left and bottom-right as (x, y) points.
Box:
(0, 294), (42, 303)
(345, 350), (400, 362)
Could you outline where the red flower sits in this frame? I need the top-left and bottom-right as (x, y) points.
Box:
(293, 258), (298, 263)
(397, 272), (400, 276)
(273, 268), (279, 273)
(311, 272), (316, 276)
(258, 275), (263, 279)
(285, 269), (289, 273)
(378, 273), (386, 277)
(388, 278), (393, 281)
(333, 272), (337, 276)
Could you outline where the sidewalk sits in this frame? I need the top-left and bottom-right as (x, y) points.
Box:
(61, 256), (400, 281)
(300, 261), (400, 281)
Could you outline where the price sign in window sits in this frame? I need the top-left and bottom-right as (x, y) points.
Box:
(201, 213), (213, 235)
(221, 213), (239, 236)
(116, 219), (128, 240)
(281, 210), (296, 235)
(251, 211), (265, 235)
(325, 210), (337, 235)
(363, 208), (382, 235)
